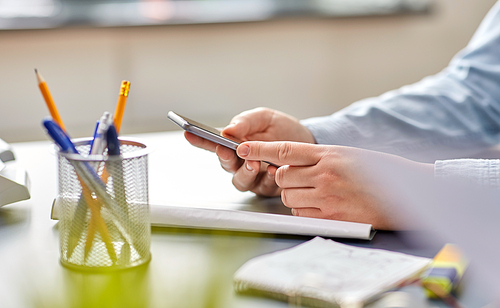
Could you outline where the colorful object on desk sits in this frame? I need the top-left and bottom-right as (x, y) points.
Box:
(113, 80), (130, 133)
(422, 244), (468, 299)
(35, 69), (66, 132)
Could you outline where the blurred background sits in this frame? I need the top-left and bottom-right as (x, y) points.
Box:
(0, 0), (496, 142)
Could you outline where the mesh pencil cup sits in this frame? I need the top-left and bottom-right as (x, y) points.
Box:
(56, 138), (151, 270)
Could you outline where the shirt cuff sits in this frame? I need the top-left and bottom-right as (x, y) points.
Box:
(434, 159), (500, 188)
(300, 115), (357, 146)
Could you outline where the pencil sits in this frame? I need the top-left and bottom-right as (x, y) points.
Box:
(113, 80), (130, 133)
(81, 182), (117, 263)
(35, 69), (66, 132)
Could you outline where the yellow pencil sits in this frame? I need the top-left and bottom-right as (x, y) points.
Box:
(35, 69), (66, 132)
(81, 182), (117, 263)
(113, 80), (130, 133)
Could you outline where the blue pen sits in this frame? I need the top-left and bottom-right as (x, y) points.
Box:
(89, 120), (99, 152)
(45, 118), (105, 261)
(42, 118), (105, 187)
(88, 112), (112, 172)
(44, 118), (96, 260)
(43, 119), (79, 154)
(106, 124), (127, 213)
(106, 124), (120, 156)
(105, 123), (135, 260)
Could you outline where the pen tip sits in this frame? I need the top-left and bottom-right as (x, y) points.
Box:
(34, 68), (37, 74)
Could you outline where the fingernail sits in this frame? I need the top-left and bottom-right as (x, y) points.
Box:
(219, 155), (230, 162)
(268, 170), (274, 177)
(291, 209), (296, 215)
(238, 144), (250, 157)
(224, 123), (235, 130)
(246, 162), (253, 171)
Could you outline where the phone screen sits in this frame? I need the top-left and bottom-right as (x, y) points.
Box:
(168, 111), (240, 150)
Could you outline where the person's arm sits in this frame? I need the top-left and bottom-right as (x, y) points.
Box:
(435, 159), (500, 188)
(302, 1), (500, 162)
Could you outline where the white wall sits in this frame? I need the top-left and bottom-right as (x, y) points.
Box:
(0, 0), (497, 142)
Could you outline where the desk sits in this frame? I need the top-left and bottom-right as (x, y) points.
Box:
(0, 131), (489, 308)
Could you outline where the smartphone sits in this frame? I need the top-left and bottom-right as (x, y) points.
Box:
(168, 111), (240, 150)
(168, 111), (279, 167)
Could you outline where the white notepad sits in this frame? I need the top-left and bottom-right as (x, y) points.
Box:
(233, 237), (431, 308)
(51, 200), (375, 240)
(148, 204), (375, 239)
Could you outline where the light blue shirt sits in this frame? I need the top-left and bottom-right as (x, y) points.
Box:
(302, 1), (500, 163)
(301, 1), (500, 187)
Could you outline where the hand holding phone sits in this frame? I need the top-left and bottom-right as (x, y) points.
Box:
(168, 111), (279, 168)
(168, 111), (240, 150)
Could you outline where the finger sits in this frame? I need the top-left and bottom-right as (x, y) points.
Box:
(222, 108), (275, 140)
(281, 188), (319, 209)
(231, 160), (261, 192)
(274, 165), (318, 189)
(184, 131), (217, 152)
(252, 167), (281, 196)
(215, 145), (242, 173)
(267, 164), (278, 175)
(282, 187), (343, 208)
(237, 141), (322, 166)
(291, 207), (324, 219)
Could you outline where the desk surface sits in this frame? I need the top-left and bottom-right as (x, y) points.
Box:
(0, 131), (489, 308)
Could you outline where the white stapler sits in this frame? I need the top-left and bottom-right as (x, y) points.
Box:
(0, 138), (30, 207)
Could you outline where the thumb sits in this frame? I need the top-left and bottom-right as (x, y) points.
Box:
(222, 108), (275, 140)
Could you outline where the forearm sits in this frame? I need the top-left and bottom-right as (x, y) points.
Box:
(302, 1), (500, 163)
(302, 72), (500, 162)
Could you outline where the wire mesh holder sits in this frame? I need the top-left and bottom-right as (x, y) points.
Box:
(57, 138), (151, 271)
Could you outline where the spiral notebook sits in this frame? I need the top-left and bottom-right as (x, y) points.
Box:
(233, 237), (431, 308)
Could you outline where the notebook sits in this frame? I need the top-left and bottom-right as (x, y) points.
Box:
(51, 200), (375, 240)
(233, 237), (431, 308)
